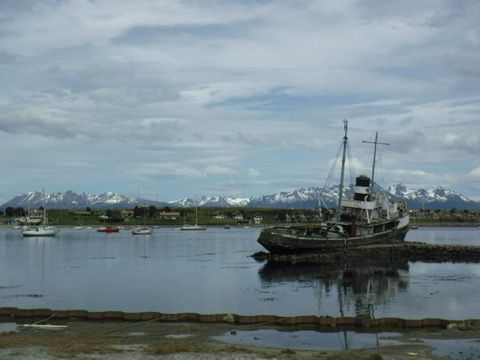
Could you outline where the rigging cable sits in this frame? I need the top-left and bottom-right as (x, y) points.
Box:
(346, 141), (355, 188)
(376, 150), (386, 193)
(318, 140), (344, 208)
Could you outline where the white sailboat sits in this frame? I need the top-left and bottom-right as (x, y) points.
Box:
(180, 206), (206, 231)
(132, 225), (152, 235)
(22, 199), (57, 237)
(132, 204), (152, 235)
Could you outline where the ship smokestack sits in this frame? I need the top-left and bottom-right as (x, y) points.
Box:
(354, 175), (371, 201)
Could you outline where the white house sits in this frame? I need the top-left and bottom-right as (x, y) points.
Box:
(253, 214), (264, 225)
(212, 212), (226, 220)
(233, 212), (244, 221)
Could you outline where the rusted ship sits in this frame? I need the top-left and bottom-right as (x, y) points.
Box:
(258, 120), (410, 254)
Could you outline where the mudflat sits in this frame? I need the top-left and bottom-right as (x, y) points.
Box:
(1, 319), (479, 359)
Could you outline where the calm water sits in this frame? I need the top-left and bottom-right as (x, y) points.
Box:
(214, 330), (403, 350)
(216, 329), (480, 356)
(1, 226), (480, 319)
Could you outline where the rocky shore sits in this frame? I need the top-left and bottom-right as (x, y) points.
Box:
(252, 241), (480, 264)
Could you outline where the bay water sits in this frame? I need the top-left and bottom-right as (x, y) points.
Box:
(1, 226), (479, 319)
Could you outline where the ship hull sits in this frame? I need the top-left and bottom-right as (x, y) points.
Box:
(258, 219), (410, 254)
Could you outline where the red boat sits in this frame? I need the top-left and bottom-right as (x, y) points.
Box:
(97, 226), (120, 233)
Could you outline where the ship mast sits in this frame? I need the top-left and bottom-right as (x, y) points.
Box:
(42, 187), (47, 225)
(362, 132), (390, 195)
(337, 119), (348, 209)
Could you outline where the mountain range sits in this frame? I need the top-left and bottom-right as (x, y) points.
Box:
(1, 185), (479, 210)
(0, 191), (166, 210)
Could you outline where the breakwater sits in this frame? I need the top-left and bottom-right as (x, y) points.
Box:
(1, 307), (479, 331)
(252, 241), (480, 264)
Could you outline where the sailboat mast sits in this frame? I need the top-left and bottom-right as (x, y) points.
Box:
(370, 132), (378, 195)
(42, 188), (47, 225)
(363, 132), (390, 196)
(337, 119), (348, 209)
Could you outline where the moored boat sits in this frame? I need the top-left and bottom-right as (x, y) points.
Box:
(22, 225), (57, 237)
(22, 201), (57, 237)
(180, 224), (206, 231)
(179, 206), (206, 231)
(257, 120), (410, 254)
(26, 217), (42, 225)
(97, 226), (120, 233)
(132, 226), (152, 235)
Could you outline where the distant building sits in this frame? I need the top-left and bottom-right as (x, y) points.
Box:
(26, 209), (44, 224)
(233, 212), (244, 221)
(158, 211), (180, 220)
(28, 209), (44, 217)
(253, 213), (264, 225)
(121, 209), (133, 218)
(298, 214), (307, 222)
(212, 212), (226, 219)
(14, 217), (28, 225)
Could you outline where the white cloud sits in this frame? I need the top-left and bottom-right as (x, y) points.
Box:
(247, 167), (260, 177)
(1, 0), (480, 200)
(87, 87), (178, 107)
(132, 163), (203, 179)
(467, 167), (480, 179)
(205, 165), (234, 175)
(465, 167), (480, 195)
(0, 106), (81, 139)
(383, 168), (457, 189)
(3, 0), (269, 54)
(180, 80), (274, 105)
(55, 160), (95, 169)
(442, 132), (480, 153)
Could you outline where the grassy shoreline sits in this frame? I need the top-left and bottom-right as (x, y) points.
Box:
(2, 207), (479, 227)
(1, 318), (479, 359)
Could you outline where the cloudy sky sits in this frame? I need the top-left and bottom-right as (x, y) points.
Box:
(1, 0), (479, 202)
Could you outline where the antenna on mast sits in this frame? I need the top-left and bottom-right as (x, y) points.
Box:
(362, 132), (390, 195)
(337, 119), (348, 209)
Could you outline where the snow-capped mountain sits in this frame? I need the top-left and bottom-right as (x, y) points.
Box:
(168, 186), (342, 209)
(1, 190), (166, 210)
(170, 184), (479, 210)
(248, 187), (340, 209)
(387, 184), (479, 210)
(247, 184), (478, 209)
(1, 184), (479, 210)
(168, 196), (250, 208)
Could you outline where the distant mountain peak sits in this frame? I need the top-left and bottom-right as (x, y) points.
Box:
(0, 191), (165, 210)
(1, 185), (479, 210)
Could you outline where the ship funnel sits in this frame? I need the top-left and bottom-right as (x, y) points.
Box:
(354, 175), (371, 201)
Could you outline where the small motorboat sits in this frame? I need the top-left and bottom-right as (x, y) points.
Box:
(97, 226), (120, 233)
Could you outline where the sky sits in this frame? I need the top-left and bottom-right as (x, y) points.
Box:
(1, 0), (480, 203)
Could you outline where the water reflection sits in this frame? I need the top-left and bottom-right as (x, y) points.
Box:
(215, 329), (403, 351)
(1, 227), (480, 318)
(259, 257), (409, 319)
